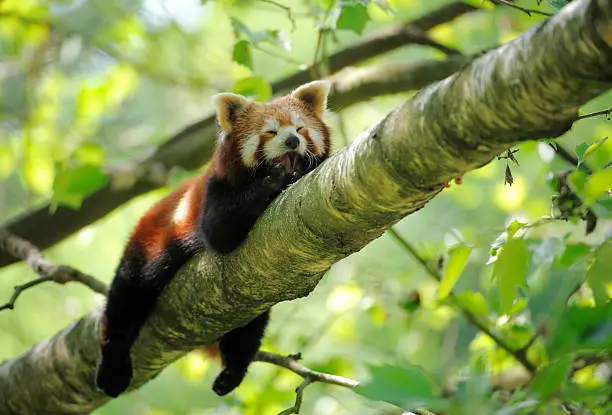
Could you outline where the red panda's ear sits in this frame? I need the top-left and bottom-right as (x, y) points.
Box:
(291, 80), (331, 118)
(211, 93), (250, 133)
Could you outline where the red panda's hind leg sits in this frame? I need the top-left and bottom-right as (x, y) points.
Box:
(96, 239), (196, 397)
(212, 310), (270, 396)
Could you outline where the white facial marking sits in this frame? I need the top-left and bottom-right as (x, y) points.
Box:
(308, 128), (325, 155)
(264, 117), (279, 133)
(291, 112), (303, 126)
(241, 133), (260, 167)
(173, 189), (192, 225)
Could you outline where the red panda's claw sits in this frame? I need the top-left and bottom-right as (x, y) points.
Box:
(263, 164), (290, 192)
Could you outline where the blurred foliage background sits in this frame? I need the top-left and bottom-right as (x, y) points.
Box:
(0, 0), (611, 414)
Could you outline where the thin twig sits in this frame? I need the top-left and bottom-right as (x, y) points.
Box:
(0, 276), (52, 311)
(259, 0), (297, 32)
(517, 325), (543, 356)
(311, 2), (334, 79)
(386, 228), (536, 374)
(0, 228), (108, 307)
(255, 351), (359, 388)
(547, 143), (592, 174)
(251, 44), (304, 65)
(277, 376), (314, 415)
(336, 112), (351, 148)
(576, 107), (612, 120)
(488, 0), (553, 16)
(255, 351), (359, 415)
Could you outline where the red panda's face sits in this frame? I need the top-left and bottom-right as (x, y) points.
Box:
(212, 81), (331, 174)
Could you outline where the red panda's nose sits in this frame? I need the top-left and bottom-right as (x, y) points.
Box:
(285, 135), (299, 150)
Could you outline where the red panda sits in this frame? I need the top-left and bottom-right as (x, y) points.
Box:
(95, 81), (332, 398)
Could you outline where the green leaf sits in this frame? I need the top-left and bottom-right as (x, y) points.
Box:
(0, 144), (15, 179)
(356, 364), (447, 411)
(261, 29), (290, 51)
(549, 0), (569, 11)
(455, 291), (490, 316)
(52, 164), (108, 209)
(559, 243), (591, 267)
(527, 266), (582, 328)
(232, 40), (253, 70)
(439, 245), (471, 299)
(586, 240), (612, 306)
(494, 238), (529, 314)
(230, 17), (290, 50)
(547, 302), (612, 358)
(74, 143), (105, 165)
(373, 0), (394, 13)
(232, 76), (272, 102)
(230, 17), (251, 38)
(336, 4), (370, 35)
(530, 356), (573, 398)
(591, 197), (612, 219)
(583, 137), (608, 161)
(575, 142), (589, 162)
(506, 220), (526, 238)
(583, 169), (612, 206)
(568, 169), (588, 193)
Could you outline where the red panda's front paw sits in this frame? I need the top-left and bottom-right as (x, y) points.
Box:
(263, 164), (290, 192)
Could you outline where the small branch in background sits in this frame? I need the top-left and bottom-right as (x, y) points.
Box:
(255, 351), (359, 415)
(255, 351), (359, 389)
(311, 2), (334, 80)
(335, 112), (351, 148)
(386, 228), (537, 374)
(277, 376), (314, 415)
(0, 276), (52, 311)
(488, 0), (553, 17)
(548, 142), (586, 171)
(517, 326), (543, 357)
(0, 228), (108, 310)
(259, 0), (297, 32)
(576, 107), (612, 120)
(252, 44), (304, 65)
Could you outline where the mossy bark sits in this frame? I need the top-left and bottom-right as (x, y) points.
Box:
(1, 0), (611, 413)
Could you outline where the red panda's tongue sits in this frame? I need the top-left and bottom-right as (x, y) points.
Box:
(278, 153), (298, 171)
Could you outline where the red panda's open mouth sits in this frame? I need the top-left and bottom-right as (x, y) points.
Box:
(276, 152), (299, 172)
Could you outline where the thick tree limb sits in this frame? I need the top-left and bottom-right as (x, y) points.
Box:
(0, 3), (477, 269)
(1, 0), (611, 413)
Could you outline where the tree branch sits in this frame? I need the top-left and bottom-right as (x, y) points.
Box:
(255, 351), (359, 388)
(0, 228), (108, 297)
(1, 0), (611, 412)
(0, 276), (52, 311)
(489, 0), (554, 16)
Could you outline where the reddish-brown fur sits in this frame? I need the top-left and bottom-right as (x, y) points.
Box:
(96, 81), (332, 398)
(126, 94), (330, 262)
(128, 173), (210, 260)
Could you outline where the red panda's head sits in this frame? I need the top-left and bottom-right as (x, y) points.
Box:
(211, 81), (331, 180)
